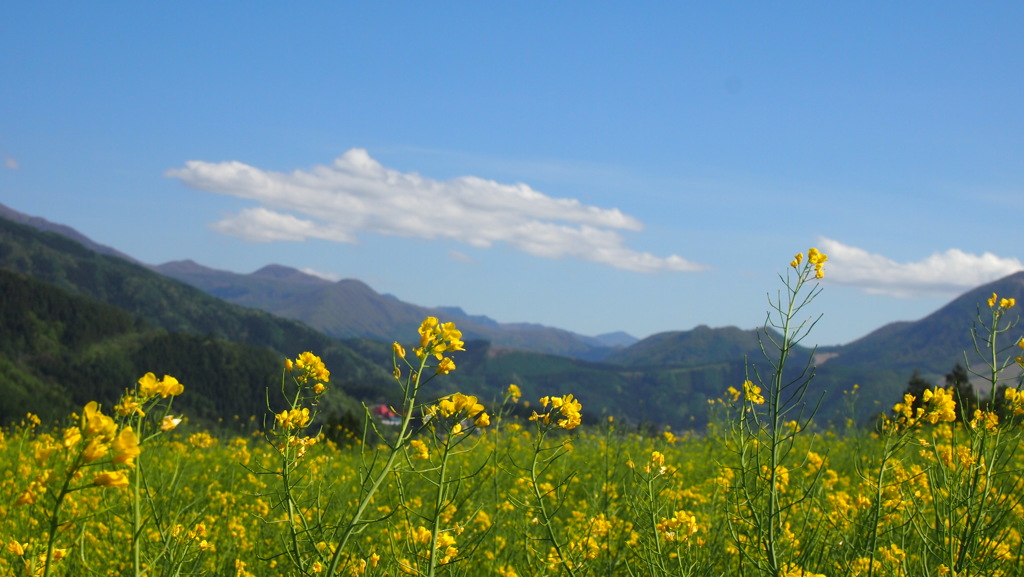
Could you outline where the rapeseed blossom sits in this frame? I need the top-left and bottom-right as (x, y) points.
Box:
(791, 247), (828, 278)
(93, 470), (130, 488)
(742, 380), (765, 405)
(138, 373), (185, 398)
(425, 393), (490, 436)
(408, 439), (429, 460)
(921, 388), (957, 424)
(286, 352), (330, 385)
(414, 317), (465, 360)
(111, 426), (140, 467)
(530, 394), (583, 429)
(276, 408), (311, 430)
(505, 384), (522, 403)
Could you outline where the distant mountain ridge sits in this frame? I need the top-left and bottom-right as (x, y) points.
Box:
(4, 200), (1024, 428)
(0, 203), (140, 264)
(152, 259), (637, 360)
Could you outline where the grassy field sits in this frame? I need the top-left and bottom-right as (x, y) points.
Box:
(5, 250), (1024, 577)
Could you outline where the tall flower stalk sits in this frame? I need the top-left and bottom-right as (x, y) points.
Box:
(726, 248), (828, 577)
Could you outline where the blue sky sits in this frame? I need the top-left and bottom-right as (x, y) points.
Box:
(3, 3), (1023, 346)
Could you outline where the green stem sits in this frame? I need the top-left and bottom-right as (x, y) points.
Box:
(42, 455), (81, 577)
(530, 429), (577, 577)
(427, 444), (452, 577)
(325, 355), (428, 576)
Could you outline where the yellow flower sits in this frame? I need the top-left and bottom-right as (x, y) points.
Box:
(93, 470), (130, 488)
(112, 426), (141, 467)
(276, 408), (311, 430)
(82, 401), (118, 440)
(742, 380), (765, 405)
(779, 564), (826, 577)
(161, 415), (183, 431)
(922, 388), (957, 424)
(82, 436), (110, 463)
(14, 490), (34, 506)
(115, 394), (146, 417)
(62, 426), (82, 449)
(291, 352), (330, 384)
(6, 539), (25, 556)
(474, 412), (491, 427)
(506, 384), (522, 403)
(409, 439), (429, 460)
(655, 510), (699, 542)
(415, 317), (466, 359)
(393, 341), (406, 359)
(806, 247), (828, 278)
(157, 374), (185, 397)
(970, 409), (999, 431)
(989, 292), (999, 308)
(138, 373), (185, 398)
(436, 357), (456, 375)
(529, 394), (583, 429)
(645, 451), (667, 474)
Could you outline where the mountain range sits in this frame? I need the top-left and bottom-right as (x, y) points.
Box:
(152, 259), (635, 361)
(2, 200), (1022, 429)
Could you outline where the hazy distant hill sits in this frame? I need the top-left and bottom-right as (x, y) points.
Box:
(606, 325), (798, 367)
(153, 260), (635, 360)
(823, 271), (1024, 374)
(808, 271), (1024, 417)
(5, 202), (1024, 429)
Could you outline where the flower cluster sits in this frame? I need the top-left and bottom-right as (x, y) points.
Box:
(505, 384), (522, 403)
(425, 393), (490, 435)
(137, 373), (185, 399)
(1004, 386), (1024, 416)
(408, 439), (429, 460)
(286, 352), (330, 392)
(529, 394), (583, 430)
(16, 400), (142, 506)
(415, 317), (465, 359)
(987, 292), (1016, 310)
(275, 407), (312, 430)
(411, 525), (458, 565)
(790, 247), (828, 279)
(655, 510), (699, 543)
(891, 387), (957, 429)
(742, 380), (766, 405)
(413, 318), (465, 376)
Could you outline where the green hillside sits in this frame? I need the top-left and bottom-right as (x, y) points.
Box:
(4, 209), (1021, 431)
(0, 218), (392, 425)
(0, 269), (299, 423)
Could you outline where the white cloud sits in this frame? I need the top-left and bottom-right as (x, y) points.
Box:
(819, 237), (1024, 297)
(167, 149), (704, 273)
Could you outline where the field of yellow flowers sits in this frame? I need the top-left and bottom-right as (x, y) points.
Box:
(5, 250), (1024, 577)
